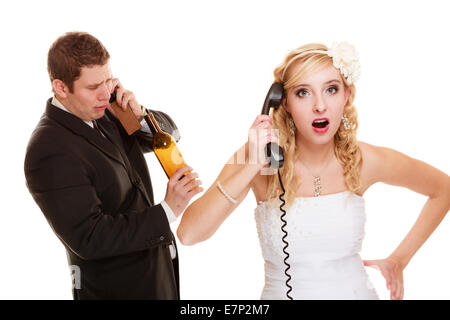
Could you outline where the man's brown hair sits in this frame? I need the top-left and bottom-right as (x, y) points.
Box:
(47, 32), (110, 93)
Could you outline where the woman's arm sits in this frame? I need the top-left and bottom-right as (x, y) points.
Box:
(177, 142), (264, 245)
(360, 142), (449, 299)
(364, 142), (450, 269)
(177, 115), (275, 245)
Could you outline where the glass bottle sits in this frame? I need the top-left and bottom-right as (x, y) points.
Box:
(143, 110), (187, 179)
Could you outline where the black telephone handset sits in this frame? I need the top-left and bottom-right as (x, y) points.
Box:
(261, 82), (293, 300)
(261, 82), (285, 169)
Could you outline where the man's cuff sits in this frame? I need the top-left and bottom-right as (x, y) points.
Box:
(140, 118), (150, 133)
(161, 200), (177, 223)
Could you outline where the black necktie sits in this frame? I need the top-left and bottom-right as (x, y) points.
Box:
(92, 120), (104, 137)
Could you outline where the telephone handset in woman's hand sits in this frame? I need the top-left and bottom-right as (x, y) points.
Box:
(261, 82), (285, 169)
(262, 82), (292, 300)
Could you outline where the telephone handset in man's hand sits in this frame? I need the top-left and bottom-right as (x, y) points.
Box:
(109, 91), (142, 135)
(261, 82), (285, 169)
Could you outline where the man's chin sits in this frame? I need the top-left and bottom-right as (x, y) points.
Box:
(92, 107), (107, 118)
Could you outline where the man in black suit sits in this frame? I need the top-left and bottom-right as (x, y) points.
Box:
(24, 32), (203, 299)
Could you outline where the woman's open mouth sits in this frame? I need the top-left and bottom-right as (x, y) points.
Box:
(312, 118), (329, 133)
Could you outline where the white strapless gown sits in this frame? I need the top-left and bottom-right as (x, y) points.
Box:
(254, 191), (378, 300)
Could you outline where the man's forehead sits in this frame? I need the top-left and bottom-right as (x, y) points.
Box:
(78, 63), (112, 85)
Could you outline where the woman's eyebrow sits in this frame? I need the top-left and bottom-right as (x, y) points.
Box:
(324, 79), (341, 85)
(294, 79), (342, 88)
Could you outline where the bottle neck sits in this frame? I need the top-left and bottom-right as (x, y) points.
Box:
(144, 111), (162, 135)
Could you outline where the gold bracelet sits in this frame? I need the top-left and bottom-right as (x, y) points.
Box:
(216, 181), (237, 204)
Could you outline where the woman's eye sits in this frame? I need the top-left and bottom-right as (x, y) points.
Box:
(327, 86), (338, 94)
(296, 89), (309, 97)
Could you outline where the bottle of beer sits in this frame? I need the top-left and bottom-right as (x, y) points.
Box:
(143, 110), (187, 179)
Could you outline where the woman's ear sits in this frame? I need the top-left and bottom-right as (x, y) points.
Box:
(344, 86), (352, 106)
(52, 79), (69, 99)
(281, 95), (289, 113)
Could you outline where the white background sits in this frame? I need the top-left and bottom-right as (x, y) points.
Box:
(0, 0), (448, 300)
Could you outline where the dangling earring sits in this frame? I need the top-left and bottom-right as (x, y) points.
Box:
(342, 114), (351, 130)
(288, 116), (296, 135)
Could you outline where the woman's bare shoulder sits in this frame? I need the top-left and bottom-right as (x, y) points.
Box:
(358, 141), (403, 169)
(357, 141), (387, 193)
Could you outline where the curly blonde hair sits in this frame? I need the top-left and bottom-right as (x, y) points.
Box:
(266, 43), (362, 208)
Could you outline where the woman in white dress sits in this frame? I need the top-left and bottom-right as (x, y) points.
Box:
(176, 42), (449, 300)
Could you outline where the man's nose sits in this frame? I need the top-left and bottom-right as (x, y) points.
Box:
(98, 84), (110, 101)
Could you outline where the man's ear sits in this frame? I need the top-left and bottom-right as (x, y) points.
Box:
(52, 79), (69, 99)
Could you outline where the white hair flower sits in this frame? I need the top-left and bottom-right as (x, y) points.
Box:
(327, 42), (361, 85)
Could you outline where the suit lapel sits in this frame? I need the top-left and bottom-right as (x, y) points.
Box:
(96, 117), (135, 176)
(98, 112), (153, 206)
(45, 99), (127, 168)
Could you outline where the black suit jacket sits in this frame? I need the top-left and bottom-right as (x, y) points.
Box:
(24, 99), (180, 299)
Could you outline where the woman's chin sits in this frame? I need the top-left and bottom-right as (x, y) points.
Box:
(297, 129), (337, 146)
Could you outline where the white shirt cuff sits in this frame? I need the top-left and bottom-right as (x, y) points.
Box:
(140, 118), (150, 133)
(161, 200), (177, 223)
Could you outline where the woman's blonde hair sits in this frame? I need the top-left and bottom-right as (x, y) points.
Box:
(266, 43), (362, 208)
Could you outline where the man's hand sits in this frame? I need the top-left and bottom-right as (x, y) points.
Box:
(164, 166), (203, 217)
(107, 78), (142, 119)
